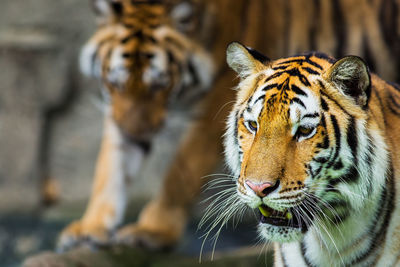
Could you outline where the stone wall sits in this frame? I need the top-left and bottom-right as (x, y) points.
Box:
(0, 0), (96, 211)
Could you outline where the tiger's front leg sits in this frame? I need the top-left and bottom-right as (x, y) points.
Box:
(114, 71), (235, 250)
(57, 114), (145, 252)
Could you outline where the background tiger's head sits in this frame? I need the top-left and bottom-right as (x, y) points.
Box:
(224, 42), (387, 243)
(81, 0), (214, 144)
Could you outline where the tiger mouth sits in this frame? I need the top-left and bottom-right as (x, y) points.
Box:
(258, 205), (304, 229)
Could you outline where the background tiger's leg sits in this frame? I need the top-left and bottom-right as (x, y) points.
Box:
(114, 71), (235, 250)
(57, 114), (145, 251)
(40, 176), (60, 206)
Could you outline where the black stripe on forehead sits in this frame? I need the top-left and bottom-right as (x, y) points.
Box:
(262, 83), (279, 91)
(287, 52), (334, 65)
(291, 97), (306, 109)
(265, 67), (311, 87)
(253, 95), (265, 106)
(121, 29), (157, 44)
(285, 68), (311, 86)
(260, 80), (312, 108)
(272, 65), (290, 71)
(291, 85), (307, 96)
(303, 67), (320, 75)
(276, 57), (324, 71)
(309, 52), (336, 63)
(262, 82), (308, 96)
(320, 85), (351, 117)
(264, 72), (282, 83)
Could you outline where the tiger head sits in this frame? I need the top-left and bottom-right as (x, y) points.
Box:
(224, 42), (386, 243)
(81, 0), (214, 145)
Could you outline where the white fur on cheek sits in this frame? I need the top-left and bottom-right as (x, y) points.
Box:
(223, 74), (267, 180)
(224, 109), (241, 177)
(107, 47), (129, 87)
(142, 48), (169, 86)
(80, 41), (101, 78)
(79, 25), (121, 79)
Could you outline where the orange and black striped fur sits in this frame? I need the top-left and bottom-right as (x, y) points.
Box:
(58, 0), (399, 252)
(221, 42), (400, 266)
(57, 0), (274, 251)
(265, 0), (400, 82)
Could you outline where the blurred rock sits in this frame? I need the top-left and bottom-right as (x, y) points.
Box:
(0, 27), (69, 210)
(15, 235), (41, 256)
(0, 1), (97, 211)
(22, 245), (273, 267)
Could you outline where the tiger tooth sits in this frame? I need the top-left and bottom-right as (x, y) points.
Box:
(259, 206), (270, 217)
(286, 212), (293, 220)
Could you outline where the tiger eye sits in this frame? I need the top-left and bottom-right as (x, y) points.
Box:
(297, 126), (313, 136)
(248, 120), (258, 132)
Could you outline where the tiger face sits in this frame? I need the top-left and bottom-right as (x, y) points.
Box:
(81, 0), (214, 144)
(224, 42), (386, 243)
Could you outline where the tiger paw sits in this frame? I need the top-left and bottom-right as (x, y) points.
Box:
(57, 220), (111, 252)
(113, 201), (187, 251)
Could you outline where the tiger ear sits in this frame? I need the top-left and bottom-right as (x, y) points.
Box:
(325, 56), (371, 108)
(226, 42), (269, 79)
(92, 0), (123, 19)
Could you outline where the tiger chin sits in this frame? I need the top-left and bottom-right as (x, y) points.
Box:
(222, 42), (400, 266)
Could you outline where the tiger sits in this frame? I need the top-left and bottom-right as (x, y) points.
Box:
(219, 41), (400, 266)
(57, 0), (400, 252)
(57, 0), (276, 251)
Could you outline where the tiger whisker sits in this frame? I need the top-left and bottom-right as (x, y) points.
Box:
(299, 204), (345, 266)
(296, 205), (333, 258)
(199, 182), (245, 262)
(201, 173), (237, 180)
(303, 192), (348, 244)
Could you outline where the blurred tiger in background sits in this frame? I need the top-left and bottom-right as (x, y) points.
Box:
(57, 0), (399, 251)
(57, 0), (275, 251)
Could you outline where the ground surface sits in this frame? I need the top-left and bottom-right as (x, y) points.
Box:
(2, 193), (273, 266)
(23, 245), (273, 267)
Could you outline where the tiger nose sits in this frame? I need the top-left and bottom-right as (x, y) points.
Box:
(245, 180), (280, 197)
